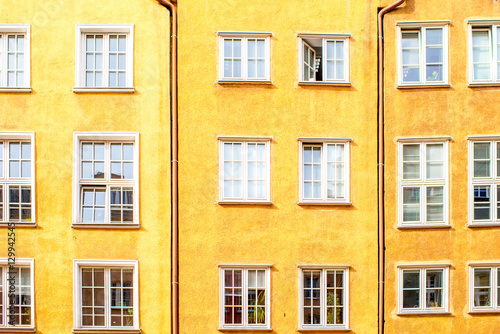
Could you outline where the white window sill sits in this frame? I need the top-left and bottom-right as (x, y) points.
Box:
(0, 222), (37, 228)
(73, 329), (141, 333)
(0, 87), (32, 93)
(398, 83), (450, 89)
(0, 328), (36, 333)
(298, 81), (351, 87)
(468, 309), (500, 314)
(219, 200), (272, 205)
(398, 223), (451, 229)
(468, 222), (500, 228)
(219, 328), (272, 332)
(397, 311), (451, 316)
(218, 80), (272, 85)
(73, 87), (135, 93)
(298, 327), (351, 332)
(468, 82), (500, 88)
(72, 223), (140, 229)
(298, 201), (352, 206)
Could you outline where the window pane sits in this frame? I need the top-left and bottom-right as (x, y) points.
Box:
(474, 143), (491, 177)
(403, 144), (420, 179)
(403, 188), (420, 222)
(426, 187), (444, 222)
(474, 186), (491, 220)
(474, 269), (491, 307)
(426, 28), (443, 45)
(426, 270), (443, 308)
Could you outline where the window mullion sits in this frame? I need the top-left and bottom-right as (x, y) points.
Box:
(322, 143), (327, 201)
(103, 34), (109, 87)
(421, 269), (426, 311)
(105, 268), (110, 328)
(243, 269), (248, 326)
(242, 38), (248, 80)
(243, 143), (248, 201)
(322, 269), (327, 327)
(1, 34), (5, 86)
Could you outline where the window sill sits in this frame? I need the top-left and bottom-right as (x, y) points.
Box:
(72, 223), (140, 229)
(217, 80), (273, 85)
(468, 223), (500, 228)
(0, 222), (37, 228)
(219, 328), (272, 332)
(468, 82), (500, 88)
(73, 87), (135, 93)
(218, 201), (272, 205)
(73, 329), (141, 333)
(0, 328), (36, 333)
(298, 81), (351, 87)
(468, 309), (500, 314)
(298, 327), (351, 332)
(397, 311), (451, 316)
(298, 201), (352, 206)
(398, 223), (451, 229)
(0, 87), (32, 93)
(397, 84), (450, 89)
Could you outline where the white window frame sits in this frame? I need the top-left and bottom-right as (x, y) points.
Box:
(73, 260), (139, 331)
(218, 32), (271, 82)
(468, 21), (500, 84)
(72, 132), (139, 227)
(74, 25), (134, 92)
(469, 263), (500, 313)
(467, 137), (500, 226)
(397, 22), (449, 86)
(0, 258), (35, 330)
(218, 137), (271, 204)
(218, 265), (271, 330)
(398, 139), (449, 227)
(0, 132), (35, 226)
(298, 265), (350, 331)
(397, 264), (450, 314)
(298, 138), (351, 205)
(298, 34), (350, 84)
(0, 24), (30, 92)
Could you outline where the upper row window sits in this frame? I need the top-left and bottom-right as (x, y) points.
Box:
(0, 25), (30, 89)
(470, 23), (500, 83)
(398, 24), (448, 86)
(75, 25), (134, 89)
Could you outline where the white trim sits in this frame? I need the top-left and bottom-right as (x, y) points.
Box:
(218, 32), (272, 37)
(72, 133), (139, 226)
(398, 265), (449, 314)
(0, 132), (36, 224)
(218, 138), (271, 203)
(298, 267), (349, 331)
(299, 140), (350, 204)
(73, 87), (135, 93)
(73, 260), (139, 330)
(396, 136), (452, 143)
(75, 25), (134, 89)
(219, 264), (273, 268)
(218, 35), (271, 81)
(0, 258), (35, 329)
(219, 266), (271, 330)
(0, 24), (30, 89)
(298, 265), (351, 269)
(398, 140), (449, 227)
(467, 22), (500, 84)
(468, 263), (500, 313)
(0, 88), (32, 93)
(397, 24), (449, 86)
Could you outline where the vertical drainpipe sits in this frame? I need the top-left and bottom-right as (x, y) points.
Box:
(155, 1), (179, 334)
(377, 1), (405, 334)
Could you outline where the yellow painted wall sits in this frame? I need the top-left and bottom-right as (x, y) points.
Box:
(0, 0), (171, 332)
(178, 1), (381, 333)
(384, 1), (500, 333)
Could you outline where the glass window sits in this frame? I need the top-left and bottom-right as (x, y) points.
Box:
(399, 25), (447, 85)
(219, 139), (270, 202)
(74, 134), (138, 225)
(0, 26), (30, 88)
(299, 267), (349, 330)
(470, 265), (500, 312)
(75, 261), (138, 330)
(469, 140), (500, 224)
(220, 267), (270, 329)
(0, 138), (34, 223)
(299, 36), (349, 82)
(220, 35), (270, 81)
(469, 24), (500, 83)
(399, 141), (448, 226)
(399, 267), (448, 313)
(300, 141), (350, 204)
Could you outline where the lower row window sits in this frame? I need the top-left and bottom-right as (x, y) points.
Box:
(73, 260), (139, 330)
(471, 265), (500, 312)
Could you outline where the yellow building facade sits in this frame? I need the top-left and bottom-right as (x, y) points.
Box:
(384, 0), (500, 333)
(0, 0), (172, 332)
(177, 0), (381, 333)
